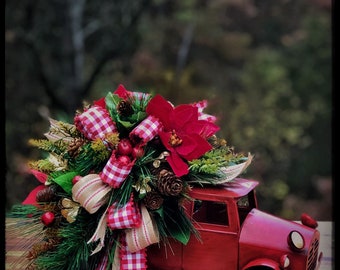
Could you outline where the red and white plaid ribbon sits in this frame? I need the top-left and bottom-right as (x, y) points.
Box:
(115, 84), (150, 102)
(107, 195), (141, 230)
(129, 115), (163, 144)
(192, 100), (217, 123)
(119, 232), (147, 270)
(74, 106), (117, 140)
(100, 154), (135, 188)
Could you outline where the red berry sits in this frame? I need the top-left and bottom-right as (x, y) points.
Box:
(72, 175), (82, 185)
(117, 138), (133, 156)
(117, 155), (131, 166)
(132, 146), (145, 159)
(41, 211), (55, 226)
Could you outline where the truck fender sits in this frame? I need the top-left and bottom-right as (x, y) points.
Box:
(242, 258), (280, 270)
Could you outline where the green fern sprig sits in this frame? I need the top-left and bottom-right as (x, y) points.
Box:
(188, 147), (246, 175)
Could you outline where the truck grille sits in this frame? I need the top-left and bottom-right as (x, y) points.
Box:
(307, 237), (319, 270)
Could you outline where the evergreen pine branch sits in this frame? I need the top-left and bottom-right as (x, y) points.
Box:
(109, 175), (134, 206)
(34, 208), (107, 270)
(66, 143), (109, 175)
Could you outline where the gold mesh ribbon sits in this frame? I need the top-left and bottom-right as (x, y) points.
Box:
(125, 204), (159, 253)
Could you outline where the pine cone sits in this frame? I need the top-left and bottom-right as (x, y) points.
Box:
(157, 169), (183, 196)
(143, 191), (164, 210)
(149, 162), (170, 175)
(67, 138), (86, 157)
(117, 100), (133, 117)
(36, 185), (58, 202)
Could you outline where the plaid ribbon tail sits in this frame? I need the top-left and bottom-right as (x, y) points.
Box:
(192, 100), (217, 123)
(119, 232), (147, 270)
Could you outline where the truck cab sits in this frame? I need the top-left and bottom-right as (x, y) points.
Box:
(146, 178), (322, 270)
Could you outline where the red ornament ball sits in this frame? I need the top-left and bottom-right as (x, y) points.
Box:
(117, 155), (131, 166)
(117, 138), (133, 156)
(132, 146), (145, 159)
(41, 211), (55, 226)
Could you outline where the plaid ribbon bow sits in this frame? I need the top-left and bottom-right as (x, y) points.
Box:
(129, 115), (163, 145)
(74, 106), (117, 140)
(107, 195), (141, 230)
(107, 195), (148, 270)
(100, 154), (135, 188)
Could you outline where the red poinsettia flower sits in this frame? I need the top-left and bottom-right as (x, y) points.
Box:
(146, 94), (220, 177)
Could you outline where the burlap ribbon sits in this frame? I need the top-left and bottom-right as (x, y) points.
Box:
(125, 204), (159, 253)
(72, 174), (111, 214)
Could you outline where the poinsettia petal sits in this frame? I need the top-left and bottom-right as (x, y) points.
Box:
(22, 185), (45, 206)
(146, 95), (173, 128)
(30, 169), (48, 184)
(175, 134), (198, 156)
(179, 134), (212, 160)
(185, 120), (220, 139)
(171, 105), (198, 129)
(114, 84), (130, 99)
(200, 121), (220, 138)
(166, 150), (189, 177)
(93, 97), (106, 108)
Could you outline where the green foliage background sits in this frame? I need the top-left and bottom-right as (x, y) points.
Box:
(5, 0), (332, 220)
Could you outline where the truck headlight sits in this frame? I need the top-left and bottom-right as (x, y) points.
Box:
(287, 230), (305, 252)
(280, 254), (290, 269)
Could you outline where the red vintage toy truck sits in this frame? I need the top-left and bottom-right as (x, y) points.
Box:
(146, 178), (323, 270)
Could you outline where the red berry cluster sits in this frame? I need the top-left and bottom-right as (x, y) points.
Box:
(116, 138), (144, 165)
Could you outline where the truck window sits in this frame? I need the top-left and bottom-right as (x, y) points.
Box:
(237, 192), (255, 225)
(192, 200), (229, 226)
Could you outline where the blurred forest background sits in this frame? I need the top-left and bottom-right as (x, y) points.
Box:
(5, 0), (332, 220)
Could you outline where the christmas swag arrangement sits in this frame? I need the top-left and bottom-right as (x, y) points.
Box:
(8, 84), (253, 270)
